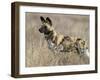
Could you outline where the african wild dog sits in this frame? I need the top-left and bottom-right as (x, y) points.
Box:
(39, 16), (89, 55)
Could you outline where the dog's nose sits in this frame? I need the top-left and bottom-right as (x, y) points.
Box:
(39, 29), (42, 33)
(39, 29), (40, 32)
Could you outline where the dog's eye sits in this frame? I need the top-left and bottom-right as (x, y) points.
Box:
(43, 26), (47, 29)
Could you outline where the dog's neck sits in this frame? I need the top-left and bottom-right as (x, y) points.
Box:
(45, 30), (54, 40)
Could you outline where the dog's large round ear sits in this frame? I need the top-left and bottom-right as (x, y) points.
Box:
(40, 16), (45, 23)
(46, 17), (52, 26)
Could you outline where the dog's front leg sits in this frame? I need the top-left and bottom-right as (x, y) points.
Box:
(47, 40), (55, 50)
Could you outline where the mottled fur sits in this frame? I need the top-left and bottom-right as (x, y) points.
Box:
(39, 16), (88, 55)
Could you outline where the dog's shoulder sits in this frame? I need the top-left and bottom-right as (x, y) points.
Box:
(54, 34), (64, 45)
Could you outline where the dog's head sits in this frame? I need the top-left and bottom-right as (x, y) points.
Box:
(39, 16), (54, 35)
(76, 38), (88, 54)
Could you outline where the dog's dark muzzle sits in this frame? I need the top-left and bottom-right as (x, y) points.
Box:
(39, 27), (51, 35)
(39, 28), (43, 33)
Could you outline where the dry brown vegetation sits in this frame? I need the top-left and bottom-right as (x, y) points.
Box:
(25, 12), (89, 67)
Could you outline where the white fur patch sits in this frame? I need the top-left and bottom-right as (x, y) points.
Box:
(85, 49), (90, 57)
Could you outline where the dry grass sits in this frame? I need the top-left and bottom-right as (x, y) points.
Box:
(25, 13), (89, 67)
